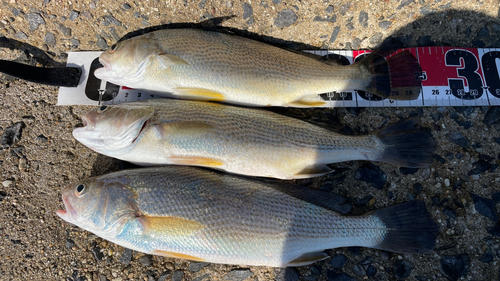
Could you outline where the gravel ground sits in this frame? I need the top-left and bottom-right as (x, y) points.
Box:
(1, 1), (500, 281)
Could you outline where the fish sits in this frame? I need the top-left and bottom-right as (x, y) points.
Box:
(94, 28), (421, 107)
(72, 99), (436, 179)
(56, 166), (438, 267)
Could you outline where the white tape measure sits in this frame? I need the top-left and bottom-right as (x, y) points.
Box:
(58, 48), (500, 107)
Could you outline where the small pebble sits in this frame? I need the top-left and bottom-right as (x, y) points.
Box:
(471, 194), (498, 222)
(468, 160), (491, 175)
(123, 3), (131, 9)
(242, 3), (253, 20)
(479, 249), (494, 263)
(188, 262), (209, 272)
(378, 21), (392, 30)
(223, 269), (253, 281)
(369, 32), (383, 45)
(449, 131), (469, 149)
(339, 3), (350, 15)
(14, 32), (28, 40)
(274, 9), (297, 27)
(329, 26), (341, 43)
(393, 260), (413, 279)
(329, 254), (347, 268)
(397, 0), (414, 9)
(439, 255), (469, 281)
(119, 248), (132, 265)
(70, 39), (80, 49)
(483, 107), (500, 126)
(172, 271), (184, 281)
(275, 268), (299, 281)
(44, 32), (56, 46)
(358, 11), (368, 28)
(65, 239), (75, 249)
(69, 10), (80, 21)
(139, 255), (153, 266)
(157, 271), (171, 281)
(444, 179), (450, 187)
(96, 35), (108, 49)
(25, 13), (45, 31)
(91, 247), (104, 261)
(2, 180), (13, 187)
(1, 122), (25, 147)
(354, 163), (387, 190)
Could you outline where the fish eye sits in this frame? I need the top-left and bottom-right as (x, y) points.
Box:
(97, 105), (108, 113)
(109, 44), (117, 53)
(75, 184), (86, 197)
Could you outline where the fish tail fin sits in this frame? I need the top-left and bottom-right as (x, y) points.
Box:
(371, 200), (438, 254)
(374, 117), (436, 168)
(356, 46), (422, 100)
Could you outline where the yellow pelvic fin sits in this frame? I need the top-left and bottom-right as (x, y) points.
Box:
(173, 87), (225, 101)
(153, 250), (206, 262)
(157, 53), (189, 66)
(287, 95), (327, 107)
(138, 216), (205, 236)
(169, 156), (224, 167)
(285, 252), (329, 267)
(155, 121), (213, 138)
(287, 100), (327, 107)
(292, 165), (333, 179)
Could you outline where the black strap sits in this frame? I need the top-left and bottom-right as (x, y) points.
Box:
(0, 59), (81, 87)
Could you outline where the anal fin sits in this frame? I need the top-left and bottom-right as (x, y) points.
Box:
(173, 87), (225, 101)
(169, 156), (224, 167)
(285, 252), (329, 267)
(153, 250), (206, 262)
(292, 165), (333, 179)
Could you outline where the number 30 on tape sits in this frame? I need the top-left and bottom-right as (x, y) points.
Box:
(310, 47), (500, 107)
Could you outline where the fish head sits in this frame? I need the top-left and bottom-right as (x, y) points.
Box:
(73, 104), (154, 155)
(56, 175), (139, 237)
(94, 33), (161, 85)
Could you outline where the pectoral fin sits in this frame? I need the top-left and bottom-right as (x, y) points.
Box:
(157, 53), (189, 67)
(287, 95), (326, 107)
(285, 252), (329, 267)
(137, 216), (205, 236)
(292, 165), (333, 179)
(169, 157), (224, 167)
(173, 87), (225, 101)
(155, 121), (214, 138)
(153, 250), (206, 262)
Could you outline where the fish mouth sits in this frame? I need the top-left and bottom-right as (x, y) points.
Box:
(56, 194), (76, 222)
(81, 115), (88, 127)
(98, 57), (111, 70)
(72, 116), (90, 136)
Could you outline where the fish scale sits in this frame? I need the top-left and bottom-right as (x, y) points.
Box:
(73, 99), (436, 179)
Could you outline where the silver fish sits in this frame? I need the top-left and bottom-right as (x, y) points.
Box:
(94, 29), (421, 107)
(56, 166), (438, 267)
(73, 99), (435, 179)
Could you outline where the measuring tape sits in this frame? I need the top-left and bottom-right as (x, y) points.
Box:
(58, 48), (500, 107)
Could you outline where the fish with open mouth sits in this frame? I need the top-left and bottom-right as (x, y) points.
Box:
(56, 166), (438, 267)
(94, 28), (421, 107)
(72, 99), (436, 179)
